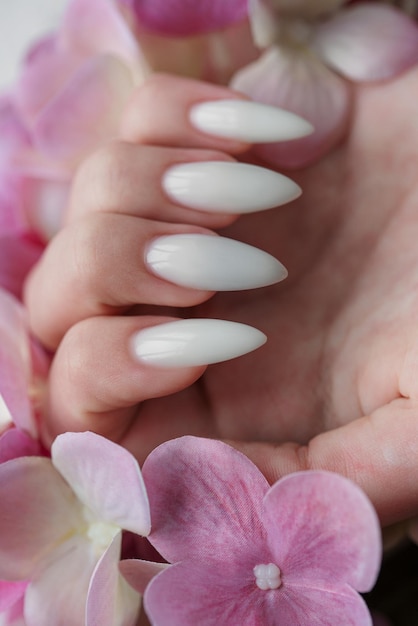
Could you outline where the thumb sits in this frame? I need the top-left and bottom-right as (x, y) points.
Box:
(230, 399), (418, 527)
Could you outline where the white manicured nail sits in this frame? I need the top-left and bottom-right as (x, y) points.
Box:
(146, 234), (287, 291)
(189, 100), (313, 143)
(162, 161), (301, 213)
(131, 319), (267, 368)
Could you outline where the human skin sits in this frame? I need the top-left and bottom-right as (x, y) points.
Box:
(24, 69), (418, 527)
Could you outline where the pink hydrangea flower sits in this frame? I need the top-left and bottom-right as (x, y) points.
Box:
(231, 0), (418, 168)
(0, 431), (152, 626)
(0, 0), (146, 252)
(135, 436), (382, 625)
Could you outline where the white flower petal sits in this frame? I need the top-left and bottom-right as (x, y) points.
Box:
(231, 46), (350, 168)
(314, 4), (418, 82)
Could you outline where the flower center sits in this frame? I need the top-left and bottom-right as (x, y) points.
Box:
(86, 520), (119, 556)
(277, 19), (313, 47)
(253, 563), (282, 590)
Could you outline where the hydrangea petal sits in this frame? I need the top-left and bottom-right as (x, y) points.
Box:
(86, 534), (141, 626)
(314, 4), (418, 82)
(51, 432), (151, 536)
(274, 583), (373, 626)
(24, 536), (98, 626)
(144, 560), (275, 626)
(33, 54), (134, 163)
(231, 46), (351, 168)
(0, 235), (43, 300)
(0, 457), (82, 580)
(0, 428), (41, 463)
(143, 436), (268, 563)
(0, 581), (27, 612)
(0, 290), (37, 434)
(263, 471), (381, 593)
(124, 0), (248, 36)
(119, 560), (168, 596)
(16, 35), (84, 122)
(63, 0), (142, 66)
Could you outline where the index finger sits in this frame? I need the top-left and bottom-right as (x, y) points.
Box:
(119, 73), (313, 150)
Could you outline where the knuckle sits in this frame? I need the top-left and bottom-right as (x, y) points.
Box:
(70, 141), (133, 215)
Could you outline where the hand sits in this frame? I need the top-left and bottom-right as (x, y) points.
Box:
(25, 69), (418, 527)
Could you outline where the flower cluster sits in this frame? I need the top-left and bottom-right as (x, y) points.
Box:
(1, 0), (417, 623)
(0, 425), (382, 625)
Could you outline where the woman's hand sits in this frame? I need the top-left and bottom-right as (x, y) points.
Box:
(25, 68), (418, 527)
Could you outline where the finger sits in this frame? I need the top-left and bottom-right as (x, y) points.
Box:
(232, 399), (418, 527)
(120, 73), (313, 151)
(25, 213), (286, 349)
(44, 315), (266, 445)
(67, 142), (301, 227)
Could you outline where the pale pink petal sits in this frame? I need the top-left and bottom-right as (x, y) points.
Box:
(124, 0), (248, 36)
(24, 536), (97, 626)
(119, 560), (169, 595)
(0, 174), (28, 237)
(231, 46), (351, 168)
(16, 35), (84, 122)
(263, 471), (381, 593)
(0, 581), (27, 612)
(0, 457), (82, 580)
(51, 432), (150, 535)
(271, 584), (373, 626)
(0, 235), (43, 300)
(0, 428), (41, 463)
(0, 290), (37, 434)
(63, 0), (142, 66)
(143, 436), (268, 563)
(144, 560), (263, 626)
(314, 4), (418, 82)
(33, 54), (134, 163)
(145, 562), (373, 625)
(86, 534), (141, 626)
(1, 596), (26, 625)
(0, 98), (30, 166)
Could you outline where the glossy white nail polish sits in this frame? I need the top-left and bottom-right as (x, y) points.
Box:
(162, 161), (301, 213)
(131, 319), (267, 368)
(146, 234), (287, 291)
(189, 99), (313, 143)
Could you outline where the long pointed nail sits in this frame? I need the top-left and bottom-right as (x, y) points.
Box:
(162, 161), (301, 213)
(131, 319), (266, 368)
(189, 100), (313, 143)
(145, 234), (287, 291)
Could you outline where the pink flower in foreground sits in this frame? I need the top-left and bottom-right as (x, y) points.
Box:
(137, 436), (381, 625)
(0, 432), (152, 626)
(231, 0), (418, 168)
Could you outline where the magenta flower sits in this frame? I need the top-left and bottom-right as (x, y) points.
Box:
(138, 436), (381, 625)
(122, 0), (248, 36)
(0, 432), (152, 626)
(231, 0), (418, 167)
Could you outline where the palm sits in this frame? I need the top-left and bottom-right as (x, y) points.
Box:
(122, 69), (418, 465)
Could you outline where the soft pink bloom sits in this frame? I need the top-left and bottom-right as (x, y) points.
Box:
(231, 0), (418, 168)
(138, 436), (381, 626)
(0, 0), (146, 258)
(0, 432), (152, 626)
